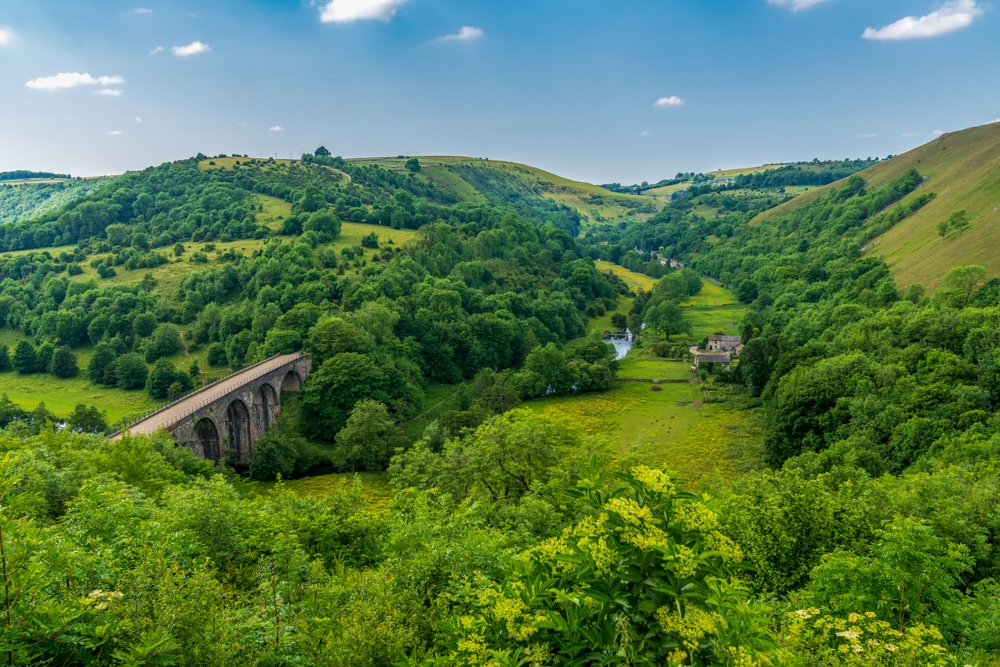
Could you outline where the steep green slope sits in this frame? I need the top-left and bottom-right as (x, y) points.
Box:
(756, 122), (1000, 289)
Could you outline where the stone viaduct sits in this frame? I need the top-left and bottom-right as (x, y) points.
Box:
(110, 352), (312, 462)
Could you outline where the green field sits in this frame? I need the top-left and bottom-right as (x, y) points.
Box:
(256, 472), (394, 513)
(595, 260), (657, 292)
(531, 266), (762, 486)
(526, 379), (764, 486)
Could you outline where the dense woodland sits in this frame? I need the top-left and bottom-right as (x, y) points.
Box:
(1, 151), (999, 665)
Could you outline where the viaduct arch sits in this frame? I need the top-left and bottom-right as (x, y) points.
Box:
(110, 353), (312, 462)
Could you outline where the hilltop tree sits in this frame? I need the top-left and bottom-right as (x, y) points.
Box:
(314, 146), (331, 157)
(404, 157), (421, 173)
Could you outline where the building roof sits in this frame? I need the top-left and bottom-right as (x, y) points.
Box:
(708, 335), (742, 343)
(697, 353), (731, 364)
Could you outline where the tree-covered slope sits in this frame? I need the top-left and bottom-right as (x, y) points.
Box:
(0, 177), (113, 226)
(348, 155), (664, 226)
(756, 122), (1000, 289)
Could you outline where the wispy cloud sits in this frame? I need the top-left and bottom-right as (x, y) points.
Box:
(150, 46), (164, 55)
(989, 118), (1000, 124)
(858, 133), (877, 139)
(95, 88), (123, 96)
(639, 130), (650, 137)
(654, 96), (686, 108)
(320, 0), (409, 23)
(269, 125), (284, 132)
(131, 7), (152, 14)
(26, 73), (126, 91)
(863, 0), (982, 40)
(435, 26), (483, 42)
(172, 41), (210, 57)
(931, 128), (945, 137)
(768, 0), (830, 11)
(0, 27), (11, 46)
(107, 130), (122, 136)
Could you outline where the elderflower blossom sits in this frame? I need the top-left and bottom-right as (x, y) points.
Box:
(657, 605), (725, 651)
(630, 466), (676, 495)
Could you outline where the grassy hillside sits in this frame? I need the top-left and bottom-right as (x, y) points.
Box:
(349, 156), (664, 225)
(756, 122), (1000, 289)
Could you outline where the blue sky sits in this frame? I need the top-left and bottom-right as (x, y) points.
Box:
(1, 0), (997, 183)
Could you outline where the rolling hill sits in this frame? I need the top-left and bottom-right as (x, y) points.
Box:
(756, 122), (1000, 289)
(348, 155), (664, 225)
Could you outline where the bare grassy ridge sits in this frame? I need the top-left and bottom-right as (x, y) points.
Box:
(755, 122), (1000, 289)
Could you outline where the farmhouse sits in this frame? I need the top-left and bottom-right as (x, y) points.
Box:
(695, 352), (732, 368)
(707, 334), (742, 355)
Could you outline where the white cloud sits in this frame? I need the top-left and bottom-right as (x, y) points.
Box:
(131, 7), (153, 14)
(931, 128), (945, 136)
(269, 125), (284, 132)
(320, 0), (409, 23)
(0, 27), (12, 46)
(863, 0), (982, 40)
(26, 72), (126, 91)
(858, 133), (877, 139)
(150, 46), (164, 55)
(436, 26), (483, 42)
(172, 41), (210, 57)
(639, 130), (650, 137)
(238, 121), (249, 126)
(989, 118), (1000, 124)
(654, 96), (686, 108)
(768, 0), (830, 11)
(107, 130), (122, 136)
(135, 117), (143, 123)
(95, 88), (123, 96)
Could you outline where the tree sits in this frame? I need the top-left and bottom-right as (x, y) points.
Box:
(610, 312), (628, 330)
(0, 394), (27, 427)
(88, 343), (117, 384)
(66, 404), (108, 434)
(303, 209), (341, 238)
(11, 340), (36, 375)
(645, 300), (691, 340)
(314, 146), (331, 157)
(115, 352), (149, 390)
(206, 343), (228, 367)
(188, 359), (201, 381)
(404, 157), (421, 173)
(132, 312), (158, 339)
(523, 343), (574, 396)
(143, 323), (183, 363)
(34, 343), (54, 374)
(173, 243), (185, 256)
(941, 264), (987, 308)
(334, 400), (396, 472)
(360, 232), (379, 249)
(49, 346), (79, 378)
(300, 353), (389, 439)
(147, 358), (182, 399)
(306, 317), (374, 366)
(0, 344), (10, 372)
